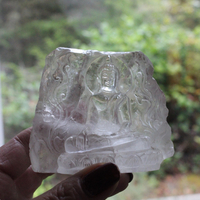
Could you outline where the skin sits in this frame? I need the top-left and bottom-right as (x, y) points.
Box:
(0, 127), (132, 200)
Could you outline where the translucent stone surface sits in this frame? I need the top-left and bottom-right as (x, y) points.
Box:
(29, 47), (174, 174)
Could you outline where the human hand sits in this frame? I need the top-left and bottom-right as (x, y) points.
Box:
(0, 128), (133, 200)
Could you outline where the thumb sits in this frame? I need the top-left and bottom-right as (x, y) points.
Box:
(34, 163), (122, 200)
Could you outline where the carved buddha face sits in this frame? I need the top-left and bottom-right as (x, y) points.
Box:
(100, 65), (117, 91)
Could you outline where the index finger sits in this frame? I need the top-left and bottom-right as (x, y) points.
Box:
(0, 127), (32, 180)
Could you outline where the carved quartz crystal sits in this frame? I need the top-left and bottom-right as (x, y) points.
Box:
(29, 47), (174, 174)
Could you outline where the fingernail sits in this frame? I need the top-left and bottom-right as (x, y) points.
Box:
(127, 173), (133, 183)
(81, 163), (120, 197)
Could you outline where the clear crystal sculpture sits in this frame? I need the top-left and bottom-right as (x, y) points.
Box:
(29, 47), (174, 174)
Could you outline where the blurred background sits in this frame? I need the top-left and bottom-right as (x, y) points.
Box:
(0, 0), (200, 199)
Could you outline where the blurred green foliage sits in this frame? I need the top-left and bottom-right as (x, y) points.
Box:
(1, 0), (200, 186)
(33, 176), (53, 198)
(1, 63), (39, 140)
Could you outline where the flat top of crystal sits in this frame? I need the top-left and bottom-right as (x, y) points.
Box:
(55, 47), (144, 55)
